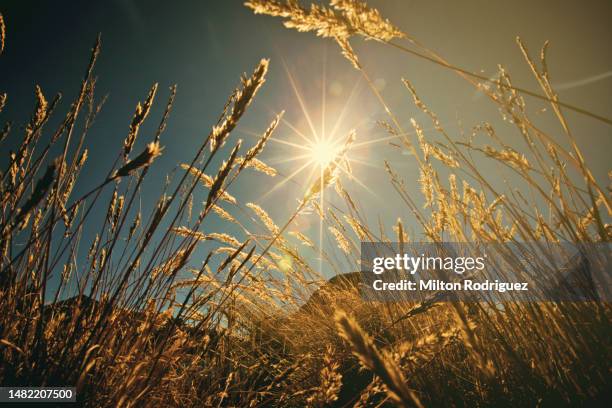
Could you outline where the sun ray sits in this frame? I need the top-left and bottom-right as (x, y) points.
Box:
(279, 116), (315, 146)
(319, 164), (325, 276)
(331, 158), (376, 196)
(258, 160), (313, 202)
(321, 44), (327, 143)
(261, 105), (313, 145)
(267, 152), (313, 165)
(345, 156), (383, 169)
(237, 128), (311, 151)
(282, 58), (320, 142)
(267, 137), (311, 151)
(328, 76), (363, 140)
(301, 159), (325, 193)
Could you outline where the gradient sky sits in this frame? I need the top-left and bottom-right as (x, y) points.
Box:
(1, 0), (611, 280)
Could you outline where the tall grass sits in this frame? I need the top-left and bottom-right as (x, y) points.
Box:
(1, 2), (611, 406)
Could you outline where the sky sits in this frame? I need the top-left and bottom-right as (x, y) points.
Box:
(1, 0), (611, 281)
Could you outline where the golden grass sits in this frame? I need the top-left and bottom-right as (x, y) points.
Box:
(1, 2), (610, 406)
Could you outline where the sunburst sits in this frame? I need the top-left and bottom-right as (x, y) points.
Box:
(308, 138), (343, 169)
(239, 56), (402, 274)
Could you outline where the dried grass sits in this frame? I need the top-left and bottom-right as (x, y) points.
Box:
(0, 2), (610, 407)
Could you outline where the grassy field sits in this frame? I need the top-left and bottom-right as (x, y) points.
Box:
(0, 2), (610, 406)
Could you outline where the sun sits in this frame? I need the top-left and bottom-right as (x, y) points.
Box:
(308, 138), (341, 169)
(243, 60), (382, 204)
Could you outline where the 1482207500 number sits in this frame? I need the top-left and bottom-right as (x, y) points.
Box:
(0, 387), (76, 402)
